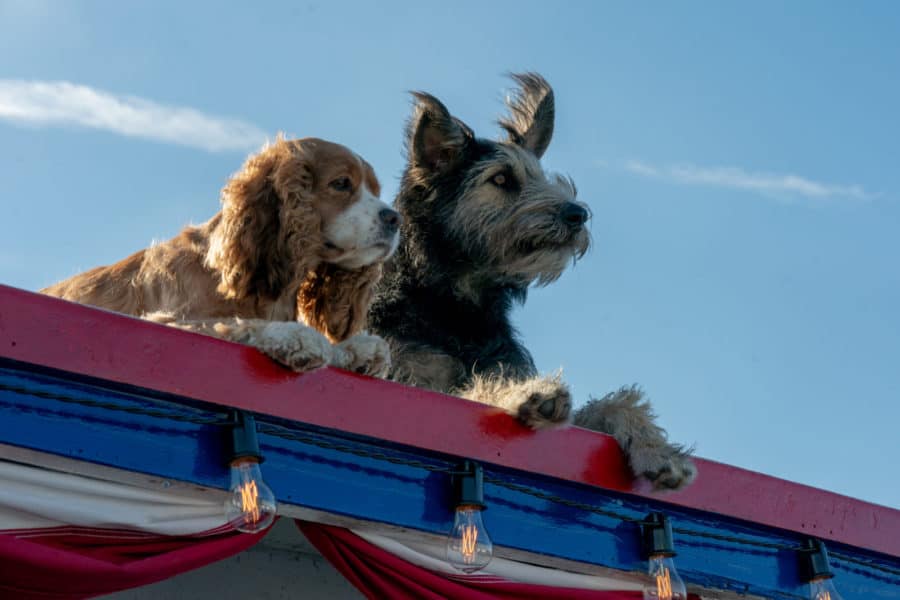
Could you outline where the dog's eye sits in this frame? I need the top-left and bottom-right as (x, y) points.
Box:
(491, 173), (510, 188)
(329, 177), (352, 192)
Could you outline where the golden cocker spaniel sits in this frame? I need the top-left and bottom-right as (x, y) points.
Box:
(42, 137), (400, 375)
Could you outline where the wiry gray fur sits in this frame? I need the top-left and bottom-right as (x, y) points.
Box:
(498, 72), (555, 159)
(369, 73), (696, 491)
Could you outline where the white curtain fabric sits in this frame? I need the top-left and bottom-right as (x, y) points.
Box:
(353, 529), (645, 592)
(0, 460), (227, 535)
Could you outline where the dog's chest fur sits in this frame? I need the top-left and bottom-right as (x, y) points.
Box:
(369, 223), (536, 392)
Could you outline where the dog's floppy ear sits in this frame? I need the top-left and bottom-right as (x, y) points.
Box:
(498, 72), (555, 159)
(407, 92), (471, 174)
(297, 262), (382, 342)
(207, 137), (316, 299)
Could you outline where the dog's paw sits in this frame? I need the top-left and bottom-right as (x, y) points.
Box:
(332, 333), (391, 377)
(630, 444), (697, 491)
(516, 379), (572, 429)
(257, 322), (333, 372)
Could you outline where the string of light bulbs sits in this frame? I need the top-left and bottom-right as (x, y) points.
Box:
(224, 407), (850, 600)
(1, 380), (895, 596)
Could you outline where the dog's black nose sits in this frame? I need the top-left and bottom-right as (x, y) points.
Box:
(379, 208), (401, 231)
(560, 202), (588, 227)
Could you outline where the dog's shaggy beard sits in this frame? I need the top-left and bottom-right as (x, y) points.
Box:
(369, 73), (698, 492)
(447, 169), (590, 289)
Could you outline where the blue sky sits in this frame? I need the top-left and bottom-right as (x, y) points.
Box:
(1, 1), (898, 509)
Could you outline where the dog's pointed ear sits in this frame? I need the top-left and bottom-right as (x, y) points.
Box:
(498, 72), (555, 159)
(407, 92), (471, 174)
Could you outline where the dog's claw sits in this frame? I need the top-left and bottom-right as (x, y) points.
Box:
(332, 333), (392, 377)
(256, 322), (333, 373)
(517, 384), (571, 429)
(633, 446), (697, 491)
(538, 398), (557, 419)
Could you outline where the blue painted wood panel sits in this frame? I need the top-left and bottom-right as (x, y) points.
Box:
(1, 360), (897, 599)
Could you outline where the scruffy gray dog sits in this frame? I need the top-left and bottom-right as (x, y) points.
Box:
(368, 73), (695, 490)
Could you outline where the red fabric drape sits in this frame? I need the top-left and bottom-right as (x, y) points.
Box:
(0, 524), (270, 599)
(0, 517), (701, 599)
(299, 521), (650, 600)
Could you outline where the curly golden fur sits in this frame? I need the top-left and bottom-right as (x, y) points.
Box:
(42, 137), (399, 375)
(206, 138), (322, 302)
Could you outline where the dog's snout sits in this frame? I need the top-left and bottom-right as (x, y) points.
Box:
(560, 202), (588, 227)
(379, 208), (401, 231)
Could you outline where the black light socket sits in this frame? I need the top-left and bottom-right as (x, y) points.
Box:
(801, 538), (835, 581)
(229, 411), (264, 464)
(642, 512), (676, 558)
(453, 460), (485, 510)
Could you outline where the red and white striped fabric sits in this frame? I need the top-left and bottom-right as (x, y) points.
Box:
(300, 522), (659, 600)
(0, 460), (267, 599)
(0, 460), (692, 599)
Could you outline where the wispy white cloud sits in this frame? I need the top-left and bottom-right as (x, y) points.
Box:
(0, 80), (266, 152)
(618, 159), (871, 201)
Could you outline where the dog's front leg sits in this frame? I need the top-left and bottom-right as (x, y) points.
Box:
(458, 372), (573, 429)
(144, 313), (334, 373)
(454, 339), (572, 429)
(573, 386), (696, 491)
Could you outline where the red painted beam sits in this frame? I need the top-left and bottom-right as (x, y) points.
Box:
(0, 284), (897, 558)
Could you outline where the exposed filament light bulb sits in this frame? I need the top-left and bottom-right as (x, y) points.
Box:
(808, 577), (843, 600)
(445, 461), (493, 573)
(641, 513), (687, 600)
(225, 457), (277, 533)
(224, 412), (277, 533)
(447, 504), (493, 572)
(644, 554), (687, 600)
